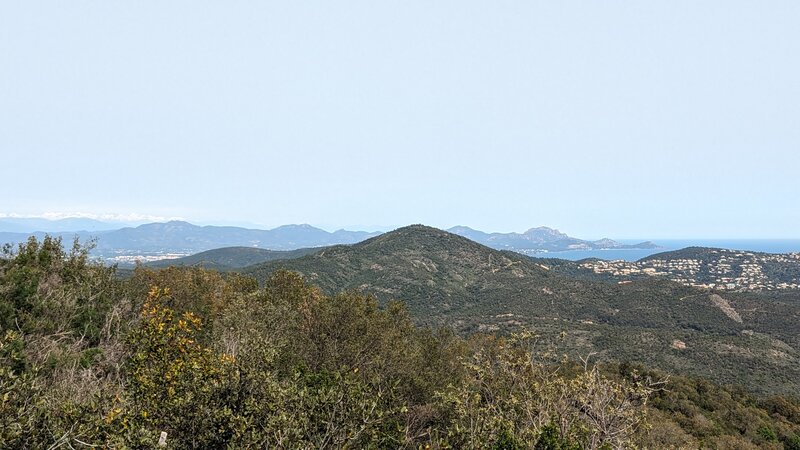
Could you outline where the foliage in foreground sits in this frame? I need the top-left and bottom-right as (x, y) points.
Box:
(1, 236), (800, 448)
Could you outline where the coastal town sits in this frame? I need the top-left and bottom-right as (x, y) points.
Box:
(106, 252), (189, 265)
(581, 249), (800, 291)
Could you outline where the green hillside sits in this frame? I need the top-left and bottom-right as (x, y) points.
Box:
(243, 225), (800, 396)
(146, 246), (320, 270)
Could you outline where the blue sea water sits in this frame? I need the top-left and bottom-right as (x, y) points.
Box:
(528, 240), (800, 262)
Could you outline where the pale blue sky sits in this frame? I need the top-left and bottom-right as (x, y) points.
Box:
(1, 1), (798, 238)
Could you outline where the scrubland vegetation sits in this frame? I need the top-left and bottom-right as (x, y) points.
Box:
(2, 236), (799, 448)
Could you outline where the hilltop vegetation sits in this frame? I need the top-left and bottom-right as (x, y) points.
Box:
(146, 246), (319, 270)
(2, 236), (800, 448)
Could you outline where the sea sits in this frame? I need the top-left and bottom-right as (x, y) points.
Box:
(527, 239), (800, 262)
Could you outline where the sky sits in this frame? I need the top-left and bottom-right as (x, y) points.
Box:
(1, 1), (798, 239)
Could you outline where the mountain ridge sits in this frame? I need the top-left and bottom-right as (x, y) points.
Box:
(447, 225), (658, 252)
(145, 245), (320, 270)
(1, 221), (661, 263)
(0, 221), (381, 256)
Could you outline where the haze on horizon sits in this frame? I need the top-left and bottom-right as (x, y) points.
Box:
(2, 2), (798, 239)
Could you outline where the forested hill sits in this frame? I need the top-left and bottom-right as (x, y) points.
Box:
(0, 221), (381, 254)
(245, 224), (561, 324)
(146, 246), (319, 270)
(243, 225), (800, 396)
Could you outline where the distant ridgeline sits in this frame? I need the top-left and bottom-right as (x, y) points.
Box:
(1, 220), (659, 265)
(447, 225), (659, 253)
(0, 221), (381, 263)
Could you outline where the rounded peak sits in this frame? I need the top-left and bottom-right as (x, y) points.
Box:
(389, 224), (450, 234)
(139, 220), (194, 228)
(448, 225), (478, 232)
(593, 238), (617, 244)
(356, 225), (484, 251)
(273, 223), (322, 231)
(524, 226), (566, 236)
(357, 224), (446, 241)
